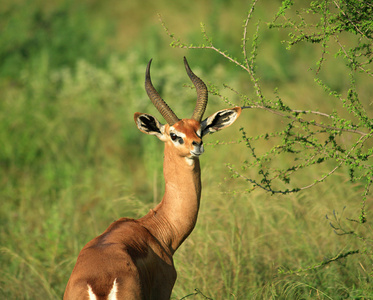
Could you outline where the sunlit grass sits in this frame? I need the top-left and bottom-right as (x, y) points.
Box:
(0, 1), (372, 299)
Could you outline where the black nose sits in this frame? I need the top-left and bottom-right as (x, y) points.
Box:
(192, 141), (203, 146)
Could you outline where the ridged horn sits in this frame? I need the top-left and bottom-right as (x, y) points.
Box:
(184, 57), (208, 122)
(145, 59), (179, 125)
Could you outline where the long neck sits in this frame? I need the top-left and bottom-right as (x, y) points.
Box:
(140, 143), (201, 254)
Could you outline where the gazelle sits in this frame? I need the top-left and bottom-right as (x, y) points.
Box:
(64, 57), (241, 300)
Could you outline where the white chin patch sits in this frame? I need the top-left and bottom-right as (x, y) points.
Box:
(185, 156), (195, 166)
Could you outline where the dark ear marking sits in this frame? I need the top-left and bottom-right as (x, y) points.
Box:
(139, 115), (161, 134)
(201, 107), (241, 136)
(208, 111), (235, 131)
(202, 111), (234, 135)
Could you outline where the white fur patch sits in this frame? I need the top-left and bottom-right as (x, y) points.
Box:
(108, 279), (118, 300)
(185, 156), (195, 166)
(87, 284), (96, 300)
(87, 278), (118, 300)
(196, 128), (201, 138)
(169, 127), (186, 138)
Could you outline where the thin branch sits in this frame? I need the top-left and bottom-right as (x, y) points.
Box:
(240, 105), (368, 136)
(228, 130), (372, 194)
(180, 289), (213, 300)
(243, 0), (258, 70)
(279, 249), (360, 275)
(188, 44), (249, 71)
(316, 0), (329, 74)
(160, 11), (265, 103)
(333, 35), (373, 77)
(286, 127), (372, 191)
(221, 84), (367, 136)
(333, 0), (365, 37)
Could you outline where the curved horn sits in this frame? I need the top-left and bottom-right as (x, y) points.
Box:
(145, 59), (179, 125)
(184, 57), (208, 122)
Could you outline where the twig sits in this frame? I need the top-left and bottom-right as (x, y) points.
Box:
(279, 249), (360, 275)
(243, 0), (258, 70)
(333, 0), (365, 37)
(333, 35), (373, 77)
(240, 105), (368, 136)
(227, 130), (372, 194)
(179, 289), (213, 300)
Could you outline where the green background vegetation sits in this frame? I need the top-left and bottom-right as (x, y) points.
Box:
(0, 0), (371, 299)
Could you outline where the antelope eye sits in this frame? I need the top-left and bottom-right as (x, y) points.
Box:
(170, 133), (178, 141)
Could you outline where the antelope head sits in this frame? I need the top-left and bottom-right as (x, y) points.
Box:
(134, 57), (241, 163)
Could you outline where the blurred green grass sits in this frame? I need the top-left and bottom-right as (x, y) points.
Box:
(0, 0), (372, 299)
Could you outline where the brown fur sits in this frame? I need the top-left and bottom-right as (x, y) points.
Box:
(64, 121), (201, 299)
(64, 108), (241, 299)
(64, 218), (177, 299)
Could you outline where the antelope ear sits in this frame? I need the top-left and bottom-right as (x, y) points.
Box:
(201, 107), (241, 137)
(134, 113), (166, 141)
